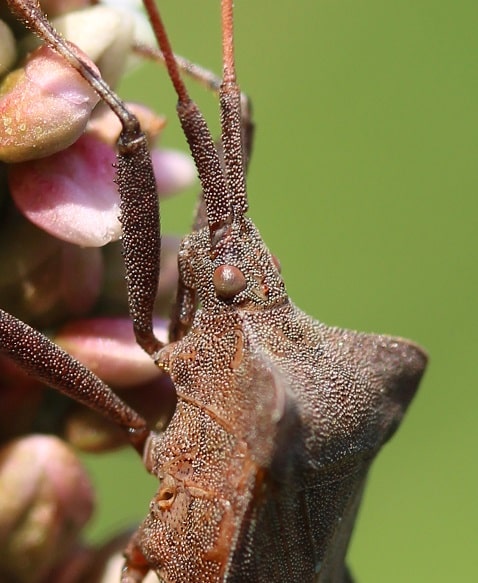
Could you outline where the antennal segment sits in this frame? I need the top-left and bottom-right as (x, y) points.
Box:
(133, 42), (255, 178)
(219, 0), (248, 216)
(142, 0), (188, 103)
(221, 0), (236, 85)
(143, 0), (234, 236)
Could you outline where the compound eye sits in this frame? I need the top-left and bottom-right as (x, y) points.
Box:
(213, 265), (247, 299)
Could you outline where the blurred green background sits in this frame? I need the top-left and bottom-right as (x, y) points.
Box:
(83, 1), (478, 581)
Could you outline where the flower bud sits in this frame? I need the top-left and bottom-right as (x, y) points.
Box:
(150, 148), (197, 196)
(20, 5), (135, 88)
(0, 435), (94, 583)
(0, 209), (64, 325)
(0, 44), (100, 163)
(100, 0), (158, 58)
(0, 210), (102, 326)
(54, 4), (134, 86)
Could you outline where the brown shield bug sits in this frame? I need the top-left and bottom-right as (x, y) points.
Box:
(1, 0), (427, 581)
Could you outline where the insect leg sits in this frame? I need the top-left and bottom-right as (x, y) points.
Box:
(0, 309), (149, 453)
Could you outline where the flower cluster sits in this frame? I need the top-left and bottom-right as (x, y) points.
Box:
(0, 1), (195, 580)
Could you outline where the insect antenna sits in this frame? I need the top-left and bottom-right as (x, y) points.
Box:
(142, 0), (247, 241)
(132, 42), (255, 232)
(219, 0), (248, 215)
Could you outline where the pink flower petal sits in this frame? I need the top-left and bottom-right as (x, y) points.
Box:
(55, 317), (168, 387)
(9, 134), (122, 246)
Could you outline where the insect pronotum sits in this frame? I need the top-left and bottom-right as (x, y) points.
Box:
(1, 1), (427, 581)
